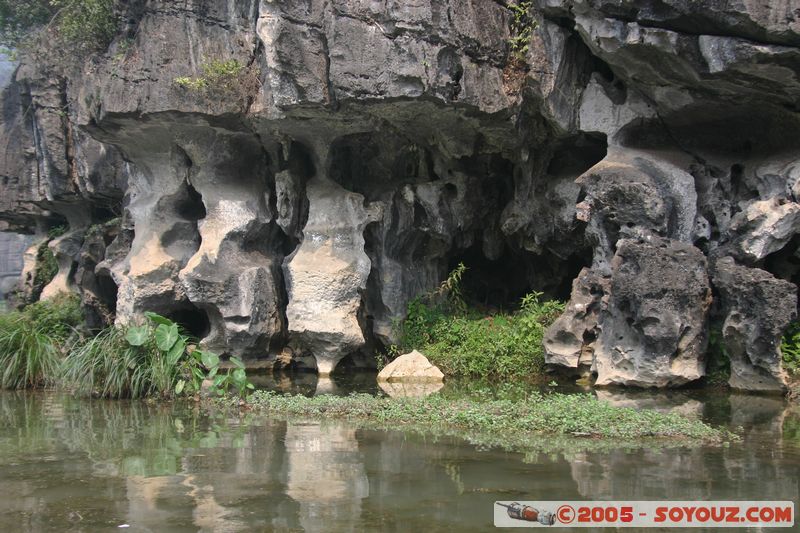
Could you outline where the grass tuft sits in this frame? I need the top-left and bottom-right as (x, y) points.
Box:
(0, 293), (82, 389)
(60, 326), (163, 398)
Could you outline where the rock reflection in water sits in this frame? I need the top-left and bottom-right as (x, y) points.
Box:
(568, 392), (800, 506)
(378, 380), (444, 398)
(247, 371), (380, 397)
(285, 421), (369, 531)
(1, 389), (800, 532)
(594, 389), (704, 418)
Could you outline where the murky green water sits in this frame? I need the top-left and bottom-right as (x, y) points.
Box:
(1, 376), (799, 532)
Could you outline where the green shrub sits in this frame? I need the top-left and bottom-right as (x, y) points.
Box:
(0, 0), (55, 48)
(398, 265), (564, 378)
(61, 311), (254, 399)
(508, 1), (536, 60)
(174, 58), (261, 110)
(781, 321), (800, 376)
(0, 0), (117, 52)
(61, 326), (154, 398)
(51, 0), (117, 51)
(0, 293), (82, 389)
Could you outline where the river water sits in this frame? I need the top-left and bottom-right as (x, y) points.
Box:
(1, 374), (798, 532)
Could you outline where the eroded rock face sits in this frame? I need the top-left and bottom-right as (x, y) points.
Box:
(1, 0), (799, 381)
(593, 238), (712, 387)
(284, 178), (377, 375)
(729, 198), (800, 263)
(711, 257), (797, 391)
(543, 268), (607, 370)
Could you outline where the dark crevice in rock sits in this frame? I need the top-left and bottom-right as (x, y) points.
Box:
(176, 180), (206, 222)
(167, 305), (211, 340)
(763, 235), (800, 289)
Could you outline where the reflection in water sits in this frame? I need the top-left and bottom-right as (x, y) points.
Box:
(378, 380), (444, 398)
(594, 389), (704, 418)
(568, 393), (800, 506)
(248, 371), (380, 397)
(1, 389), (799, 532)
(285, 421), (369, 531)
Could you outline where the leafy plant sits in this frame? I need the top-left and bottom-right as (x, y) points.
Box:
(0, 0), (54, 48)
(781, 321), (800, 376)
(375, 343), (401, 370)
(63, 311), (255, 399)
(0, 0), (118, 53)
(205, 355), (254, 398)
(50, 0), (117, 51)
(508, 1), (536, 60)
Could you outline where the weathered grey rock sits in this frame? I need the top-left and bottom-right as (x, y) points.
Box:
(74, 220), (120, 328)
(176, 132), (285, 358)
(377, 350), (445, 383)
(40, 229), (85, 300)
(544, 268), (607, 369)
(711, 257), (797, 391)
(576, 148), (697, 271)
(729, 198), (800, 263)
(0, 232), (34, 299)
(593, 238), (712, 387)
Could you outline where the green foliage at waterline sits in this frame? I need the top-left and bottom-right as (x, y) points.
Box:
(0, 298), (254, 399)
(0, 293), (82, 388)
(242, 390), (729, 446)
(781, 321), (800, 376)
(396, 264), (564, 378)
(61, 311), (254, 399)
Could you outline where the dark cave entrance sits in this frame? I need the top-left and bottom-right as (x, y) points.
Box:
(96, 272), (118, 313)
(447, 244), (590, 312)
(764, 234), (800, 291)
(447, 244), (533, 311)
(166, 304), (211, 340)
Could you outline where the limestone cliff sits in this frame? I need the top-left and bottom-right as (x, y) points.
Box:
(1, 0), (798, 387)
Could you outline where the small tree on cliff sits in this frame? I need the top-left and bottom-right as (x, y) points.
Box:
(0, 0), (55, 49)
(0, 0), (117, 53)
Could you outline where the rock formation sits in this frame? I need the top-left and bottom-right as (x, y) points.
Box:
(1, 0), (799, 386)
(377, 350), (445, 383)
